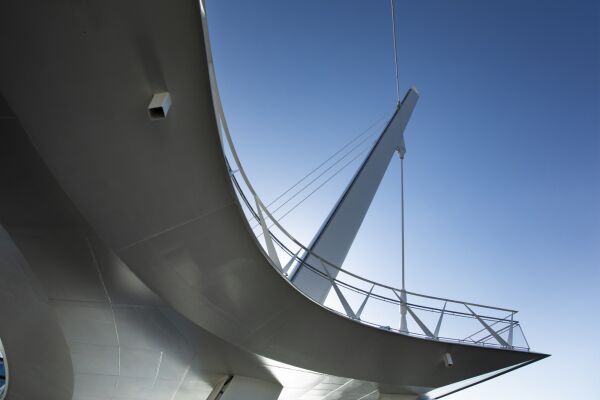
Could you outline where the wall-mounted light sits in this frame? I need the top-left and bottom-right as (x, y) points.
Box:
(443, 352), (453, 368)
(147, 92), (172, 120)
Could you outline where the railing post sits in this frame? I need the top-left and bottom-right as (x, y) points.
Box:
(394, 290), (435, 339)
(399, 290), (408, 333)
(356, 284), (375, 320)
(254, 196), (282, 270)
(508, 313), (514, 347)
(323, 263), (357, 319)
(519, 324), (530, 350)
(281, 249), (301, 275)
(434, 301), (447, 339)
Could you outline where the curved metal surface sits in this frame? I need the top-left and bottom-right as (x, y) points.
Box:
(0, 341), (5, 400)
(0, 122), (308, 400)
(0, 225), (74, 400)
(0, 0), (547, 394)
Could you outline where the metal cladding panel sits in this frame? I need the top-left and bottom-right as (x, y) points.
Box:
(291, 89), (419, 303)
(219, 376), (282, 400)
(0, 225), (74, 400)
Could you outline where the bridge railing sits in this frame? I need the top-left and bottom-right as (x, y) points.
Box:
(201, 2), (530, 351)
(229, 168), (530, 351)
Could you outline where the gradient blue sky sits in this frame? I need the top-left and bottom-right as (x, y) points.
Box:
(206, 0), (599, 398)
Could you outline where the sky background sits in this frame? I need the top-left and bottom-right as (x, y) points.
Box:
(205, 1), (599, 399)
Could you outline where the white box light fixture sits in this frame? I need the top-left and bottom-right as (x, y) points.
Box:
(148, 92), (172, 120)
(443, 352), (454, 368)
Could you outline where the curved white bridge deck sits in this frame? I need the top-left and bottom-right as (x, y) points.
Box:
(0, 0), (547, 399)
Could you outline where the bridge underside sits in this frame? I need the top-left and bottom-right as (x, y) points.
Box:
(0, 1), (546, 399)
(0, 115), (414, 400)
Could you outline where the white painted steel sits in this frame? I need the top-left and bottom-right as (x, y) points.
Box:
(0, 128), (322, 400)
(147, 92), (172, 120)
(0, 0), (548, 398)
(290, 90), (418, 304)
(0, 226), (74, 400)
(255, 196), (282, 270)
(219, 376), (282, 400)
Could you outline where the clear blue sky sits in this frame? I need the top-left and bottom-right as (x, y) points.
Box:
(205, 0), (599, 398)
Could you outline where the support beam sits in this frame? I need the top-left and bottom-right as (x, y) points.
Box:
(208, 375), (282, 400)
(393, 290), (435, 338)
(465, 305), (510, 348)
(291, 89), (419, 303)
(356, 284), (375, 319)
(434, 301), (447, 338)
(255, 197), (282, 269)
(378, 394), (424, 400)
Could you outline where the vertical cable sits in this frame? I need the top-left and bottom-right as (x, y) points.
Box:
(392, 0), (406, 291)
(390, 0), (400, 104)
(400, 156), (405, 290)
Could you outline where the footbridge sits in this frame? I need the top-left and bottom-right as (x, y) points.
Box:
(0, 1), (547, 399)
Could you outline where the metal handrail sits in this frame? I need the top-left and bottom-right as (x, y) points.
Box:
(231, 164), (518, 314)
(229, 159), (520, 323)
(199, 0), (529, 351)
(227, 133), (526, 349)
(231, 170), (527, 348)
